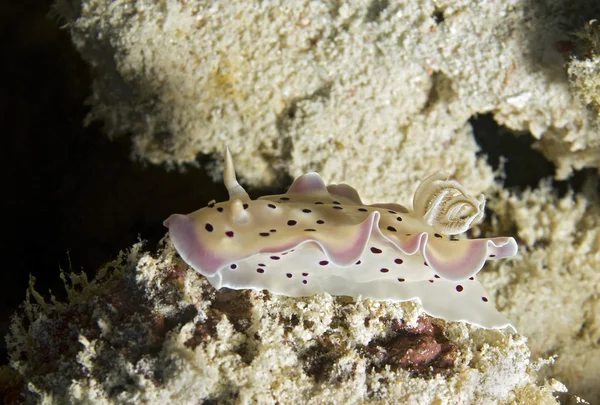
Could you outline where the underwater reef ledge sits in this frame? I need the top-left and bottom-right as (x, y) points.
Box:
(3, 240), (566, 404)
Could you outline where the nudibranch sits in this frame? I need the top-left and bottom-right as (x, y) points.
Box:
(164, 148), (518, 331)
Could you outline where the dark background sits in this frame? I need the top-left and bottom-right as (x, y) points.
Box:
(0, 0), (229, 367)
(1, 0), (594, 371)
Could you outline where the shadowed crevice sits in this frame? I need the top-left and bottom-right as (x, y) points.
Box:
(470, 113), (592, 195)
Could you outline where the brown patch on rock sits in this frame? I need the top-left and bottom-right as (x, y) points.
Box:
(156, 305), (198, 339)
(385, 335), (441, 367)
(365, 317), (458, 377)
(288, 313), (300, 327)
(210, 289), (254, 333)
(280, 314), (301, 345)
(184, 310), (221, 349)
(300, 334), (353, 384)
(164, 264), (188, 284)
(184, 289), (255, 351)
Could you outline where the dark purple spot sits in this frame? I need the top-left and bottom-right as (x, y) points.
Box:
(424, 262), (429, 266)
(268, 204), (276, 209)
(280, 197), (290, 201)
(302, 208), (312, 213)
(405, 233), (412, 236)
(315, 201), (324, 205)
(469, 277), (474, 281)
(243, 203), (249, 209)
(355, 260), (362, 265)
(434, 233), (442, 238)
(380, 268), (389, 273)
(370, 247), (382, 254)
(429, 279), (434, 283)
(225, 231), (234, 238)
(270, 229), (277, 232)
(387, 226), (397, 232)
(230, 264), (237, 270)
(217, 207), (224, 212)
(257, 268), (265, 273)
(482, 297), (488, 302)
(332, 201), (341, 205)
(398, 278), (405, 282)
(456, 285), (464, 292)
(489, 254), (496, 258)
(396, 216), (403, 222)
(434, 275), (440, 278)
(332, 206), (343, 210)
(319, 260), (328, 266)
(394, 258), (403, 264)
(259, 232), (270, 237)
(304, 228), (316, 232)
(270, 256), (280, 260)
(358, 208), (368, 212)
(208, 202), (215, 208)
(258, 263), (266, 267)
(287, 220), (297, 226)
(388, 210), (396, 214)
(302, 272), (309, 277)
(286, 273), (293, 278)
(316, 220), (325, 224)
(205, 223), (214, 232)
(302, 280), (308, 284)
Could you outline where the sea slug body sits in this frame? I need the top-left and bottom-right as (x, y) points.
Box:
(164, 148), (518, 330)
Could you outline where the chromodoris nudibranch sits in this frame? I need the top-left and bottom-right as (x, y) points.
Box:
(164, 148), (518, 330)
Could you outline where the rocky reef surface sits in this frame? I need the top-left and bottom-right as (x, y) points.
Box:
(5, 242), (565, 404)
(3, 0), (599, 403)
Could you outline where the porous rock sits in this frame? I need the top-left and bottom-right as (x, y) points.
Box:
(5, 241), (565, 404)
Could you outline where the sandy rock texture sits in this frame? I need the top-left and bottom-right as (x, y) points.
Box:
(5, 242), (565, 404)
(59, 0), (599, 193)
(569, 20), (600, 128)
(480, 181), (600, 404)
(5, 0), (597, 403)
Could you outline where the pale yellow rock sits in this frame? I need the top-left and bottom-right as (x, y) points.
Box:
(6, 241), (566, 404)
(481, 181), (600, 404)
(60, 0), (598, 189)
(15, 0), (596, 403)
